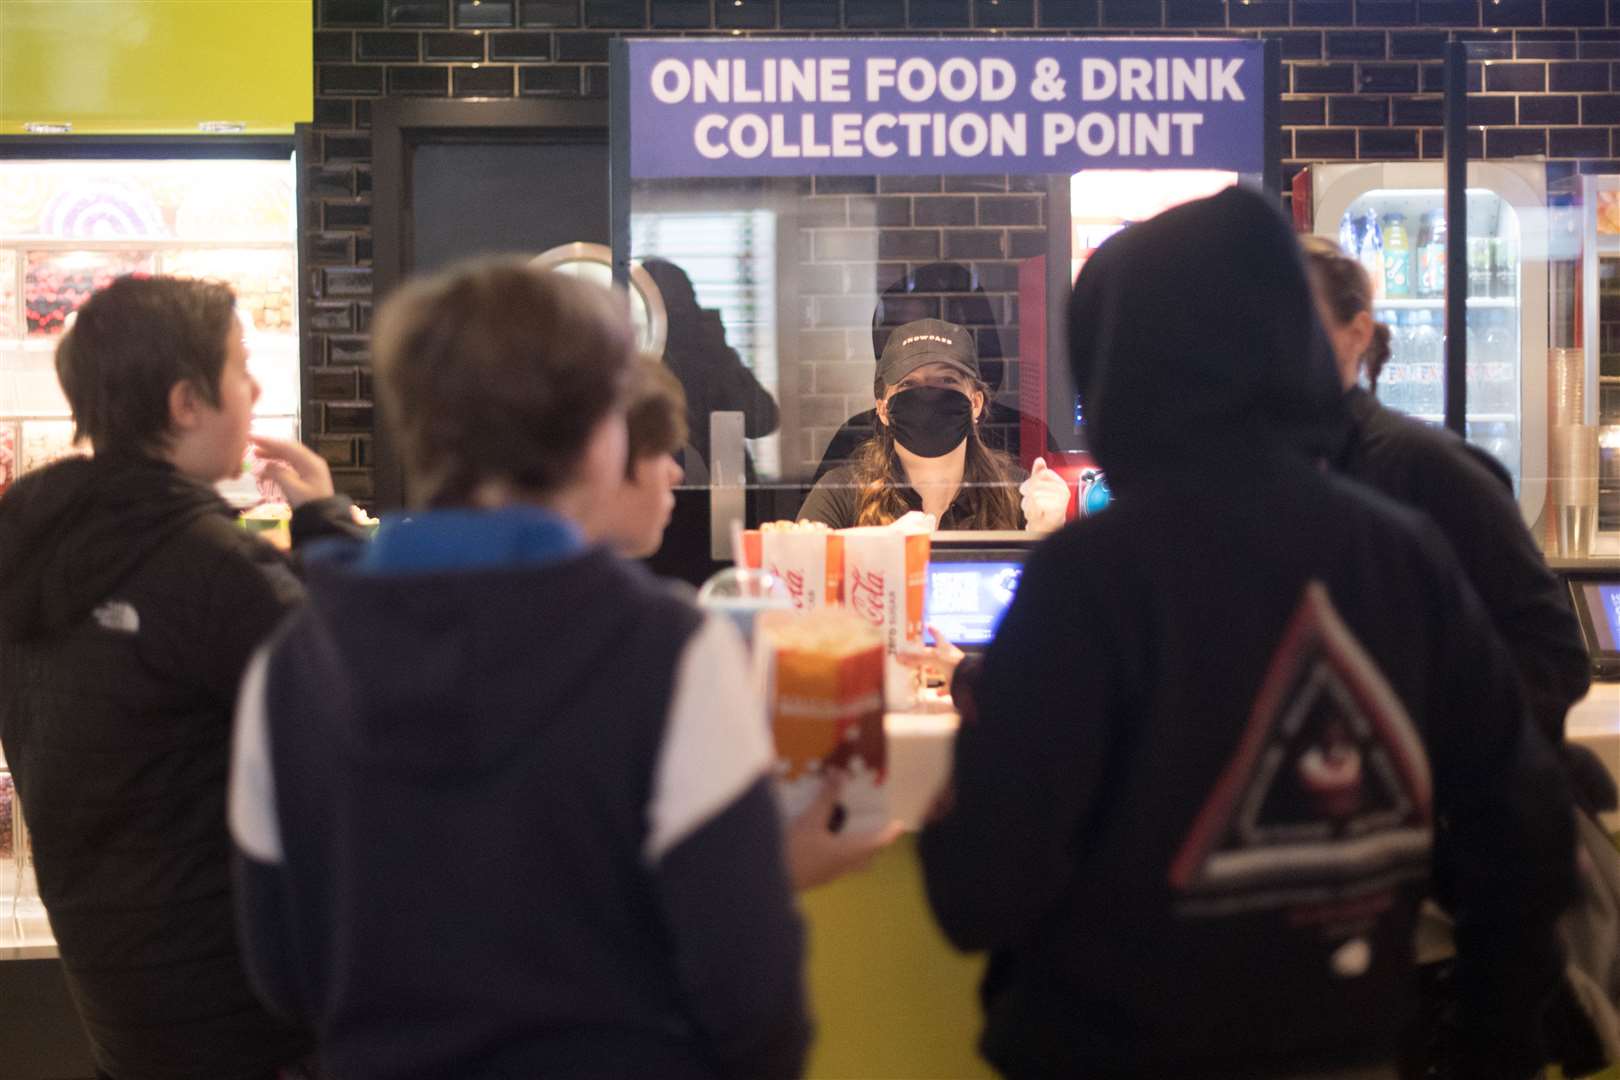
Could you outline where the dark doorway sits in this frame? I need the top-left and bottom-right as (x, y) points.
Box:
(368, 99), (609, 508)
(410, 141), (609, 274)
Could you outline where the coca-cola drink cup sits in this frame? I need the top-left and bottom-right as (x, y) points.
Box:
(838, 522), (931, 710)
(741, 523), (843, 610)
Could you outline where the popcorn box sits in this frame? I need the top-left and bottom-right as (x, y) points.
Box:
(757, 609), (888, 834)
(742, 521), (843, 610)
(838, 524), (931, 709)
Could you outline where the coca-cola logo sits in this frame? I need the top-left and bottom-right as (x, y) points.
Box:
(770, 564), (807, 608)
(848, 566), (885, 624)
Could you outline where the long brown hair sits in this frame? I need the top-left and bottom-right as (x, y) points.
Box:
(850, 379), (1022, 528)
(1299, 234), (1394, 392)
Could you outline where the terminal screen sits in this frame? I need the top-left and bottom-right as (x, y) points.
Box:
(1590, 583), (1620, 653)
(925, 560), (1024, 648)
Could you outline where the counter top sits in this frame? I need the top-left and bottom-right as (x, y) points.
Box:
(885, 709), (958, 830)
(1569, 681), (1620, 831)
(888, 683), (1620, 831)
(0, 899), (56, 961)
(0, 691), (1612, 966)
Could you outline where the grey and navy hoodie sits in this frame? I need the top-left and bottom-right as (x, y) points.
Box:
(919, 188), (1575, 1080)
(229, 507), (809, 1080)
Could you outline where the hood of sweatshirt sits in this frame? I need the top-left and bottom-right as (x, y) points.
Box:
(0, 454), (230, 642)
(1066, 186), (1349, 490)
(288, 510), (666, 780)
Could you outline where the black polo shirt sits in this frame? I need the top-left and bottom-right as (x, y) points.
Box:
(797, 463), (1029, 529)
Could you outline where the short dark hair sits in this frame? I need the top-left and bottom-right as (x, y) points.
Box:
(624, 360), (687, 477)
(372, 258), (635, 508)
(55, 275), (237, 455)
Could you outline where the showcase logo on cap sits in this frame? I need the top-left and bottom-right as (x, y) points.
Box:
(877, 318), (981, 387)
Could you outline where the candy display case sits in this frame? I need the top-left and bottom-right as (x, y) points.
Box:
(0, 157), (300, 504)
(0, 753), (50, 960)
(25, 250), (157, 336)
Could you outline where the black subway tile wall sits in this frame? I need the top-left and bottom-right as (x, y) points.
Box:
(518, 0), (579, 24)
(309, 0), (1617, 503)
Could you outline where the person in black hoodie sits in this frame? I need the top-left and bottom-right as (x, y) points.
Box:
(0, 275), (357, 1079)
(1302, 234), (1608, 1078)
(1300, 235), (1593, 749)
(228, 259), (809, 1080)
(918, 187), (1575, 1080)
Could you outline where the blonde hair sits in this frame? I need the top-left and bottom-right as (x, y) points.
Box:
(372, 259), (634, 508)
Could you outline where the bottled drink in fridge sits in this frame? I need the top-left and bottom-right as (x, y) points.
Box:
(1464, 322), (1483, 414)
(1417, 209), (1447, 298)
(1414, 212), (1432, 296)
(1381, 309), (1409, 413)
(1480, 309), (1515, 414)
(1386, 309), (1417, 414)
(1408, 310), (1442, 417)
(1381, 213), (1411, 298)
(1379, 362), (1404, 413)
(1339, 211), (1361, 260)
(1490, 234), (1517, 299)
(1359, 209), (1384, 300)
(1467, 236), (1492, 298)
(1475, 420), (1517, 482)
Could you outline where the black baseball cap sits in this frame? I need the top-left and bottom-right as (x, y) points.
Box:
(876, 318), (981, 387)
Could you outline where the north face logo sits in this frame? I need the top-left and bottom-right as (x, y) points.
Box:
(91, 600), (140, 634)
(1169, 582), (1432, 915)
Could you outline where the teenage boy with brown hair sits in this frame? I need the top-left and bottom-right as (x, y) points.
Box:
(229, 260), (809, 1080)
(597, 358), (689, 560)
(0, 275), (355, 1079)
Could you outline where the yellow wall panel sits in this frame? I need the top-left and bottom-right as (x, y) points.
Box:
(1, 1), (311, 134)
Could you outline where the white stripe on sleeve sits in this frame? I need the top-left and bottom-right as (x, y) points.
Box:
(229, 648), (284, 864)
(645, 614), (773, 864)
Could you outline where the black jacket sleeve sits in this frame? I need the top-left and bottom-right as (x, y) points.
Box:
(289, 494), (368, 547)
(919, 542), (1111, 951)
(1413, 520), (1577, 1079)
(233, 850), (307, 1023)
(195, 497), (365, 703)
(1414, 445), (1590, 743)
(1348, 405), (1591, 743)
(651, 778), (810, 1080)
(194, 538), (305, 706)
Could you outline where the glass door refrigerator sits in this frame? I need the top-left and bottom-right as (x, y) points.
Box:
(1293, 162), (1549, 534)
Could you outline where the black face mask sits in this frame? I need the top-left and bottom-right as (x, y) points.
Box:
(885, 385), (974, 458)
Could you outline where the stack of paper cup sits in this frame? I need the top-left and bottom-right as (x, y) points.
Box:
(1548, 348), (1598, 556)
(1549, 347), (1585, 428)
(1551, 427), (1599, 557)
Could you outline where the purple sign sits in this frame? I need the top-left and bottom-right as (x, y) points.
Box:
(625, 38), (1265, 179)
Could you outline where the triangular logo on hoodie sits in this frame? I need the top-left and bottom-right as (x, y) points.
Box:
(1169, 582), (1433, 916)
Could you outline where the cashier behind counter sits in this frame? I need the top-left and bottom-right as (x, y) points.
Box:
(797, 318), (1070, 532)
